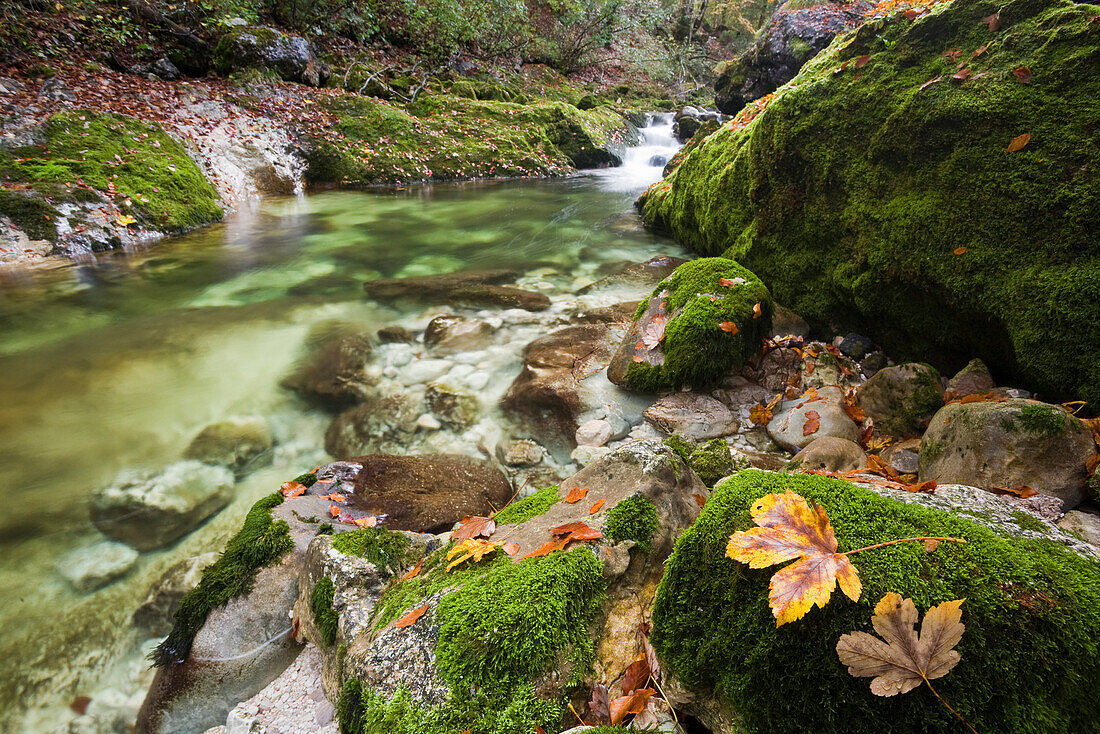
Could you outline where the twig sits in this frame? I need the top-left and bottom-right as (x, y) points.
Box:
(844, 537), (966, 556)
(924, 678), (979, 734)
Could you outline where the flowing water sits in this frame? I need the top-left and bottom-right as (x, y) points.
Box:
(0, 124), (684, 732)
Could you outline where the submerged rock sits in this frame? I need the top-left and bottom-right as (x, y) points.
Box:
(576, 255), (687, 295)
(55, 540), (138, 593)
(183, 417), (273, 476)
(324, 395), (418, 459)
(133, 552), (220, 635)
(607, 258), (773, 392)
(652, 469), (1100, 734)
(282, 329), (376, 408)
(423, 315), (493, 354)
(495, 438), (546, 467)
(919, 398), (1096, 508)
(345, 454), (513, 533)
(91, 461), (236, 551)
(363, 269), (519, 304)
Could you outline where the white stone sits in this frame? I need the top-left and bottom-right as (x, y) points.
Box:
(575, 419), (613, 447)
(56, 540), (138, 593)
(416, 414), (442, 431)
(399, 359), (452, 386)
(571, 445), (613, 467)
(465, 372), (491, 391)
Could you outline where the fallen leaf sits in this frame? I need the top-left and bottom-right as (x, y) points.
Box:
(641, 315), (668, 349)
(953, 246), (968, 255)
(726, 490), (862, 625)
(753, 302), (762, 319)
(1006, 133), (1031, 152)
(836, 593), (965, 696)
(1012, 65), (1032, 83)
(502, 542), (520, 556)
(589, 683), (611, 725)
(866, 453), (900, 480)
(718, 276), (746, 287)
(280, 481), (307, 498)
(622, 653), (651, 694)
(693, 493), (707, 508)
(328, 504), (343, 518)
(945, 391), (1008, 405)
(400, 560), (423, 581)
(318, 493), (345, 501)
(632, 355), (645, 363)
(447, 539), (502, 570)
(564, 486), (589, 503)
(982, 12), (1000, 31)
(989, 485), (1039, 498)
(919, 75), (944, 91)
(943, 48), (962, 62)
(452, 515), (496, 542)
(952, 68), (972, 81)
(590, 499), (606, 514)
(394, 604), (430, 629)
(551, 521), (604, 541)
(70, 696), (92, 715)
(609, 688), (657, 725)
(855, 54), (870, 68)
(972, 43), (989, 58)
(718, 321), (739, 334)
(843, 391), (867, 423)
(352, 516), (379, 527)
(520, 536), (570, 559)
(924, 539), (940, 553)
(803, 410), (821, 436)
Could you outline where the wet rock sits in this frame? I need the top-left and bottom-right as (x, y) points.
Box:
(56, 540), (138, 593)
(767, 385), (860, 453)
(133, 552), (220, 636)
(675, 115), (701, 142)
(183, 417), (273, 476)
(448, 284), (551, 311)
(399, 358), (452, 385)
(91, 461), (236, 551)
(714, 0), (871, 114)
(213, 26), (327, 86)
(786, 436), (866, 473)
(416, 414), (442, 431)
(425, 382), (479, 428)
(375, 325), (415, 344)
(576, 419), (613, 447)
(945, 358), (995, 397)
(324, 395), (419, 459)
(501, 324), (624, 454)
(1058, 510), (1100, 547)
(282, 329), (376, 408)
(838, 332), (874, 360)
(345, 454), (513, 533)
(754, 346), (801, 392)
(643, 393), (738, 440)
(572, 300), (641, 324)
(363, 268), (519, 304)
(577, 255), (687, 295)
(919, 399), (1097, 509)
(131, 57), (181, 80)
(879, 438), (921, 475)
(770, 304), (810, 339)
(855, 363), (943, 438)
(423, 315), (493, 354)
(496, 439), (546, 467)
(648, 154), (668, 167)
(800, 348), (850, 390)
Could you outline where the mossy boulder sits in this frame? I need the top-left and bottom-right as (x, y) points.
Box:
(652, 469), (1100, 734)
(855, 362), (944, 438)
(641, 0), (1100, 408)
(919, 398), (1097, 508)
(607, 258), (774, 392)
(213, 26), (326, 86)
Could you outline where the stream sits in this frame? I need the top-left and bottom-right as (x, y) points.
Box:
(0, 115), (684, 732)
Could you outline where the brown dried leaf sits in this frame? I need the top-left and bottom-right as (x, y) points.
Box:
(803, 410), (821, 436)
(1012, 65), (1032, 83)
(718, 321), (739, 334)
(1006, 133), (1031, 152)
(394, 604), (429, 629)
(919, 75), (944, 91)
(988, 485), (1039, 498)
(952, 68), (972, 81)
(641, 314), (668, 350)
(502, 542), (520, 556)
(924, 539), (940, 553)
(609, 688), (657, 725)
(693, 493), (707, 508)
(452, 515), (496, 542)
(982, 12), (1000, 31)
(622, 653), (651, 694)
(836, 593), (965, 696)
(855, 54), (870, 68)
(588, 683), (611, 725)
(400, 560), (423, 581)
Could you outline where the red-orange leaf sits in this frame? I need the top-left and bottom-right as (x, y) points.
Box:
(564, 486), (589, 503)
(590, 499), (606, 514)
(855, 54), (870, 68)
(520, 537), (569, 559)
(753, 302), (762, 319)
(394, 604), (429, 629)
(989, 485), (1039, 498)
(551, 521), (603, 541)
(718, 321), (738, 334)
(453, 515), (496, 541)
(1012, 65), (1032, 83)
(280, 481), (307, 498)
(803, 410), (821, 436)
(400, 560), (423, 581)
(953, 246), (968, 255)
(622, 653), (651, 694)
(693, 493), (707, 508)
(318, 493), (345, 501)
(609, 689), (656, 725)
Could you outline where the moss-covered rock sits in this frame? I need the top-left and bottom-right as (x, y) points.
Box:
(855, 362), (944, 438)
(641, 0), (1100, 408)
(652, 469), (1100, 733)
(607, 257), (774, 392)
(213, 25), (326, 86)
(664, 434), (744, 486)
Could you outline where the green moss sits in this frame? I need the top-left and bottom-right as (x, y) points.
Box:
(623, 258), (773, 391)
(663, 434), (695, 462)
(922, 438), (945, 460)
(153, 491), (293, 666)
(640, 0), (1100, 408)
(293, 471), (318, 486)
(690, 438), (743, 486)
(493, 485), (560, 525)
(1017, 403), (1071, 437)
(2, 111), (220, 234)
(1010, 510), (1050, 533)
(311, 576), (338, 646)
(605, 496), (660, 552)
(652, 469), (1100, 733)
(330, 526), (412, 572)
(0, 189), (58, 242)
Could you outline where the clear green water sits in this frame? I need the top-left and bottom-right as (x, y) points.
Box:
(0, 175), (686, 730)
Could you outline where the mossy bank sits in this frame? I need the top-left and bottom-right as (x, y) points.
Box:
(639, 0), (1100, 407)
(652, 469), (1100, 733)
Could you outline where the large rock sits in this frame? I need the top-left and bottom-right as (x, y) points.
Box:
(577, 255), (687, 295)
(332, 441), (707, 730)
(919, 398), (1097, 508)
(55, 540), (138, 593)
(345, 454), (513, 533)
(766, 385), (860, 452)
(643, 392), (739, 440)
(91, 461), (236, 551)
(641, 0), (1100, 410)
(213, 26), (327, 86)
(607, 258), (773, 392)
(324, 395), (418, 459)
(183, 417), (273, 476)
(786, 435), (866, 473)
(282, 329), (376, 408)
(945, 357), (995, 398)
(423, 315), (493, 354)
(363, 269), (520, 306)
(714, 0), (871, 114)
(855, 363), (943, 438)
(651, 469), (1100, 734)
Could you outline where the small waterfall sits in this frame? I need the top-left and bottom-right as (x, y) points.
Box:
(592, 112), (682, 192)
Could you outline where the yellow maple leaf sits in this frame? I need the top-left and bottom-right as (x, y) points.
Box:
(446, 538), (502, 571)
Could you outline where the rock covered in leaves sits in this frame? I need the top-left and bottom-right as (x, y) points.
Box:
(213, 26), (327, 86)
(652, 469), (1100, 734)
(607, 258), (773, 392)
(90, 460), (235, 551)
(641, 0), (1100, 410)
(855, 363), (944, 438)
(918, 398), (1096, 508)
(714, 0), (872, 114)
